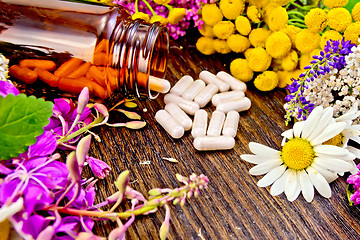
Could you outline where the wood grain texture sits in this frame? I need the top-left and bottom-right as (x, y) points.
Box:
(84, 35), (360, 240)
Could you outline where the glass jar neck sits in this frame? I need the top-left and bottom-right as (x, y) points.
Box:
(110, 19), (169, 99)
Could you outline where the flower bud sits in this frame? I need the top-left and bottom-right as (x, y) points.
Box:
(66, 151), (81, 182)
(148, 188), (162, 196)
(115, 170), (130, 194)
(76, 135), (91, 169)
(77, 87), (89, 115)
(159, 204), (170, 240)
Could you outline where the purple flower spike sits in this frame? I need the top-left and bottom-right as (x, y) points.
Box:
(77, 87), (90, 115)
(0, 81), (19, 97)
(86, 156), (111, 179)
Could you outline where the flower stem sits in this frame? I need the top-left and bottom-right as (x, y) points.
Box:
(141, 0), (156, 16)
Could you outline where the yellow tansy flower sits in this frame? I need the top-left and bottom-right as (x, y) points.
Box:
(320, 30), (343, 49)
(202, 4), (223, 26)
(305, 8), (327, 33)
(269, 0), (291, 5)
(235, 16), (251, 36)
(322, 0), (349, 8)
(265, 31), (292, 58)
(352, 2), (360, 22)
(299, 49), (321, 70)
(267, 6), (288, 31)
(196, 37), (216, 55)
(213, 39), (232, 54)
(230, 58), (254, 82)
(247, 5), (262, 23)
(247, 47), (272, 72)
(153, 0), (171, 4)
(254, 71), (278, 91)
(213, 21), (235, 39)
(248, 0), (270, 8)
(150, 15), (168, 25)
(277, 69), (302, 88)
(295, 29), (321, 54)
(280, 25), (301, 46)
(227, 34), (250, 53)
(199, 23), (215, 37)
(280, 50), (298, 71)
(249, 28), (271, 47)
(327, 8), (352, 32)
(168, 8), (186, 25)
(263, 2), (280, 23)
(219, 0), (245, 20)
(344, 22), (360, 44)
(132, 12), (150, 22)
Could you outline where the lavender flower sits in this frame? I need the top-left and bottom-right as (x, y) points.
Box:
(284, 39), (356, 125)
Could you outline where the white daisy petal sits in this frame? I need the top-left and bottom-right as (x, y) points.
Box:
(281, 129), (293, 146)
(270, 169), (289, 196)
(302, 106), (325, 139)
(315, 156), (353, 172)
(288, 182), (301, 202)
(257, 165), (287, 187)
(314, 145), (349, 156)
(240, 154), (280, 164)
(350, 135), (360, 145)
(347, 146), (360, 158)
(336, 102), (359, 122)
(349, 160), (358, 175)
(311, 163), (338, 183)
(249, 142), (279, 156)
(299, 170), (314, 202)
(307, 107), (334, 141)
(249, 159), (283, 176)
(307, 166), (331, 198)
(315, 152), (355, 162)
(284, 169), (298, 200)
(310, 122), (346, 146)
(293, 121), (305, 138)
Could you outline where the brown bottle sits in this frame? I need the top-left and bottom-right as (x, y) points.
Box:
(0, 0), (169, 99)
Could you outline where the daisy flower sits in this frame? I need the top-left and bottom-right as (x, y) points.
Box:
(241, 106), (356, 202)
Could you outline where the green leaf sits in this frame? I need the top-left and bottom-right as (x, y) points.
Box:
(345, 0), (358, 12)
(124, 101), (138, 108)
(0, 94), (53, 160)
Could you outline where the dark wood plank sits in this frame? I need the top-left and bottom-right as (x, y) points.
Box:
(86, 36), (360, 240)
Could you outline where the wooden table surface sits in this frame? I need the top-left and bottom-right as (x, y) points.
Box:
(7, 34), (360, 239)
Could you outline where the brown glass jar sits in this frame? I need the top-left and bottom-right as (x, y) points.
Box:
(0, 0), (169, 99)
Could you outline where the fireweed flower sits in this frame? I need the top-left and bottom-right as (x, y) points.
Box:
(0, 80), (19, 97)
(45, 98), (92, 141)
(241, 106), (356, 202)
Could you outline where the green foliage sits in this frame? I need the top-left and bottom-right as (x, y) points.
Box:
(345, 0), (358, 12)
(0, 94), (53, 160)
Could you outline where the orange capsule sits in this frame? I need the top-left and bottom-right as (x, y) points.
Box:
(19, 59), (57, 71)
(54, 57), (83, 77)
(34, 67), (60, 87)
(9, 65), (38, 84)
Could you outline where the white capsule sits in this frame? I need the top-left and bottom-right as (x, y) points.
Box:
(194, 84), (219, 108)
(222, 111), (240, 137)
(191, 109), (208, 138)
(165, 103), (192, 131)
(164, 93), (199, 115)
(181, 79), (206, 100)
(216, 97), (251, 113)
(199, 70), (230, 92)
(193, 136), (235, 151)
(212, 90), (245, 106)
(155, 110), (184, 139)
(170, 75), (194, 96)
(216, 71), (247, 92)
(207, 110), (225, 136)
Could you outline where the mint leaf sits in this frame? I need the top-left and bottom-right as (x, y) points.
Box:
(0, 94), (53, 160)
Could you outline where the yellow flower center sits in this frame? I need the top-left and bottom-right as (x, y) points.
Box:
(281, 138), (315, 170)
(323, 133), (343, 147)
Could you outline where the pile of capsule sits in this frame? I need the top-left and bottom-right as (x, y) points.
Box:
(155, 70), (251, 151)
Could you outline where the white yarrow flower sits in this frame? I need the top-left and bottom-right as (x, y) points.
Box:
(241, 106), (356, 202)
